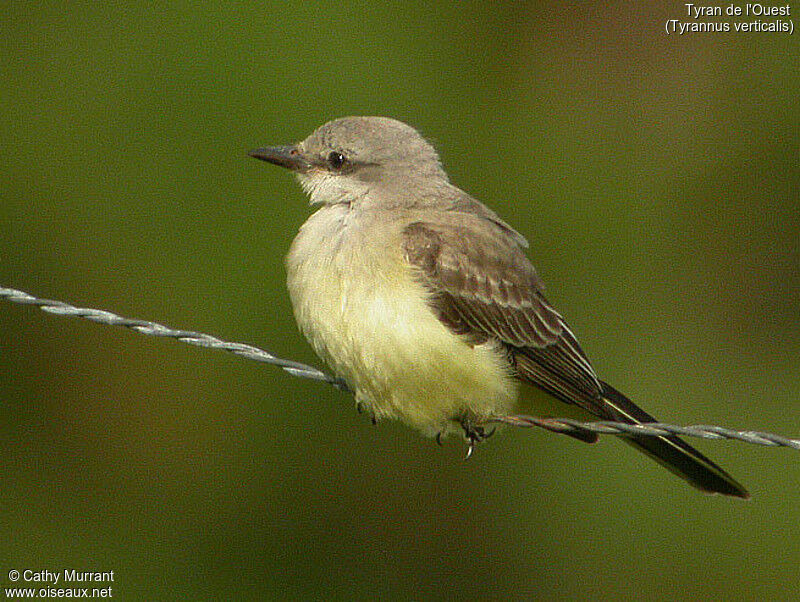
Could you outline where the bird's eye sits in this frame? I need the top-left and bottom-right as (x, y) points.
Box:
(327, 151), (346, 169)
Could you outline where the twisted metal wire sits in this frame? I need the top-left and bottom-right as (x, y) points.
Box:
(2, 286), (798, 450)
(0, 286), (349, 391)
(489, 415), (800, 449)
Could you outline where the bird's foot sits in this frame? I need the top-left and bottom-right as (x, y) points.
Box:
(356, 401), (378, 425)
(460, 420), (496, 460)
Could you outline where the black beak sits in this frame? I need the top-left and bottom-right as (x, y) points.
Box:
(248, 145), (309, 171)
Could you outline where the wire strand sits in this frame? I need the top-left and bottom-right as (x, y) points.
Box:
(2, 286), (798, 450)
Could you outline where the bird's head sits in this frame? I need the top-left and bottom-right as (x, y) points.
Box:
(249, 116), (447, 206)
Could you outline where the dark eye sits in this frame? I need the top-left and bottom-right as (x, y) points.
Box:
(327, 151), (346, 169)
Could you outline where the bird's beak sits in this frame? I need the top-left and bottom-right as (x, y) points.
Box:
(248, 145), (310, 171)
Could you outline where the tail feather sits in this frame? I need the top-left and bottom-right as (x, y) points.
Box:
(599, 381), (749, 499)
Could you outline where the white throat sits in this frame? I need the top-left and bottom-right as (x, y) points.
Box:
(296, 171), (371, 206)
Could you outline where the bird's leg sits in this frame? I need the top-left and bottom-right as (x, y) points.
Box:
(356, 401), (379, 425)
(459, 417), (496, 460)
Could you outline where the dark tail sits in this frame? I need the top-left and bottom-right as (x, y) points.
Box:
(599, 381), (749, 498)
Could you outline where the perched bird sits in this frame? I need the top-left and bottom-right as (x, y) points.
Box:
(249, 116), (748, 498)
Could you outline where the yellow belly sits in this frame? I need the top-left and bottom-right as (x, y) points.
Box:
(285, 206), (518, 437)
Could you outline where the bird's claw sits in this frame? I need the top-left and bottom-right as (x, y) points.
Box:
(464, 441), (475, 460)
(357, 402), (378, 425)
(461, 421), (495, 460)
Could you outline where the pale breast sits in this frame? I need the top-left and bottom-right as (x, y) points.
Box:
(285, 205), (518, 435)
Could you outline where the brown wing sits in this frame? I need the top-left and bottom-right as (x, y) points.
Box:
(403, 216), (750, 496)
(402, 217), (608, 418)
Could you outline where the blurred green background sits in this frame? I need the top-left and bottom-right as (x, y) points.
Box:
(1, 2), (798, 600)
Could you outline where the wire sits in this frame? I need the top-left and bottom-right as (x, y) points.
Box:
(2, 286), (798, 449)
(0, 286), (348, 390)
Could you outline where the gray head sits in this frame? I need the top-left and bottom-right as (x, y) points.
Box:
(249, 116), (448, 205)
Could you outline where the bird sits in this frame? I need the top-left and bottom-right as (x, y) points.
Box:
(248, 116), (748, 498)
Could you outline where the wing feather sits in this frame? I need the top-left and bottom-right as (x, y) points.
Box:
(402, 216), (606, 415)
(400, 213), (749, 495)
